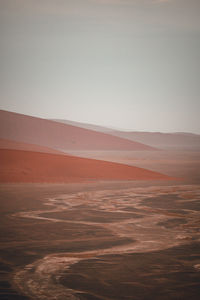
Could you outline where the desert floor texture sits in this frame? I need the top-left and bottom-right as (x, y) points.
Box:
(0, 113), (200, 299)
(1, 176), (200, 300)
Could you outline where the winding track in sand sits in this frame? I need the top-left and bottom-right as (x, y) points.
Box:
(13, 185), (200, 300)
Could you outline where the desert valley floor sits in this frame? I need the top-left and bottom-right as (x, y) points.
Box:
(1, 180), (200, 300)
(0, 110), (200, 299)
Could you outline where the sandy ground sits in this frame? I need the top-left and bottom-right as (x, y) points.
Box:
(0, 180), (200, 300)
(0, 150), (200, 299)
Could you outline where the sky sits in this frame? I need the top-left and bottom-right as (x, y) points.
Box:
(0, 0), (200, 133)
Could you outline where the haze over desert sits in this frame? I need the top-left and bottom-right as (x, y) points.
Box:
(1, 0), (200, 299)
(0, 109), (200, 300)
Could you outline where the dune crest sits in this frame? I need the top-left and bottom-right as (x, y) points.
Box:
(0, 110), (156, 151)
(0, 138), (66, 155)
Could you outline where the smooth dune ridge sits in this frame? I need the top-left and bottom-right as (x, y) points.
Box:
(0, 149), (171, 183)
(0, 138), (66, 155)
(108, 131), (200, 150)
(53, 118), (200, 150)
(0, 110), (156, 151)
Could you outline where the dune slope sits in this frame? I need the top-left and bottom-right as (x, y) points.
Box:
(0, 110), (156, 151)
(0, 138), (66, 155)
(109, 131), (200, 150)
(53, 118), (200, 150)
(0, 149), (170, 183)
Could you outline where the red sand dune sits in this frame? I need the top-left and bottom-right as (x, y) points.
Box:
(0, 149), (171, 183)
(0, 110), (156, 151)
(0, 138), (66, 155)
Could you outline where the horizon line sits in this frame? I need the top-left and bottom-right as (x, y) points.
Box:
(1, 108), (199, 136)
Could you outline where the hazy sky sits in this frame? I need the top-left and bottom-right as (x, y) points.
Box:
(0, 0), (200, 133)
